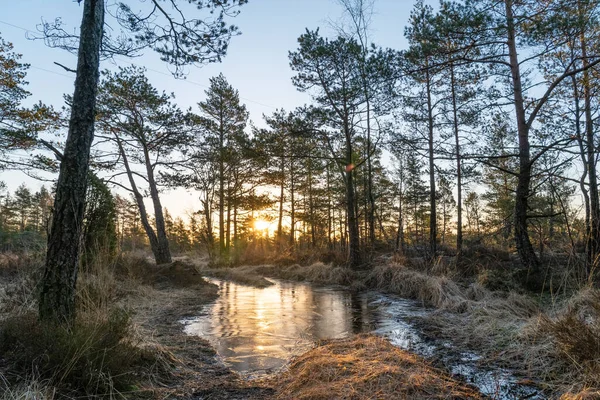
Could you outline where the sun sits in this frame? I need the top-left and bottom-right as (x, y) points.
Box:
(254, 218), (271, 232)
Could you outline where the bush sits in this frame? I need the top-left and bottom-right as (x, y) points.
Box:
(536, 289), (600, 389)
(0, 309), (153, 398)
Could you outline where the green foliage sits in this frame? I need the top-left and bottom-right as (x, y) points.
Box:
(81, 174), (118, 270)
(0, 184), (52, 252)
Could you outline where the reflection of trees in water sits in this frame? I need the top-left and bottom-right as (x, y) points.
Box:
(187, 280), (381, 374)
(351, 292), (364, 334)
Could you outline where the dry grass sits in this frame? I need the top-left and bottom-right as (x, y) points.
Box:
(275, 262), (357, 286)
(0, 374), (54, 400)
(514, 288), (600, 394)
(0, 251), (215, 399)
(200, 267), (274, 288)
(274, 334), (481, 400)
(366, 263), (467, 310)
(0, 308), (158, 398)
(196, 262), (357, 288)
(560, 389), (600, 399)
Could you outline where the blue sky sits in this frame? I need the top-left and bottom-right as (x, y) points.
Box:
(0, 0), (418, 215)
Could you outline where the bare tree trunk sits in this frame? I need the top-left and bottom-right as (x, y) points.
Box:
(290, 161), (296, 248)
(579, 19), (600, 277)
(573, 74), (591, 241)
(505, 0), (539, 272)
(39, 0), (104, 323)
(345, 124), (362, 269)
(115, 139), (161, 261)
(327, 164), (333, 248)
(277, 157), (285, 243)
(425, 63), (437, 258)
(142, 146), (171, 264)
(366, 101), (375, 250)
(218, 120), (225, 257)
(450, 62), (463, 258)
(396, 190), (404, 254)
(308, 164), (316, 247)
(226, 181), (231, 254)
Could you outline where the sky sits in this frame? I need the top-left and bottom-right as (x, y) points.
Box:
(0, 0), (418, 217)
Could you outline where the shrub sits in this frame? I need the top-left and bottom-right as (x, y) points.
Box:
(0, 309), (153, 398)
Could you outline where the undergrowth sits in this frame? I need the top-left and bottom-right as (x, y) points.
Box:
(0, 251), (188, 399)
(0, 309), (154, 398)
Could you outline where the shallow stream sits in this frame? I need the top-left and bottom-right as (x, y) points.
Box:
(182, 278), (541, 399)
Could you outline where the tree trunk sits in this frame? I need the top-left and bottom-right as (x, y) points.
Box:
(218, 119), (225, 257)
(115, 138), (162, 262)
(290, 161), (296, 248)
(142, 146), (171, 264)
(505, 0), (539, 272)
(396, 187), (404, 254)
(277, 156), (285, 243)
(579, 20), (600, 277)
(226, 180), (231, 254)
(572, 74), (591, 243)
(450, 62), (463, 258)
(366, 100), (375, 250)
(345, 125), (361, 269)
(327, 164), (333, 248)
(425, 63), (437, 258)
(39, 0), (104, 323)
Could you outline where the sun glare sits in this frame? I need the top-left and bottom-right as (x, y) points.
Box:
(254, 219), (271, 232)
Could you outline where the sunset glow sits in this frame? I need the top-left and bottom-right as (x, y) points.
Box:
(254, 219), (271, 232)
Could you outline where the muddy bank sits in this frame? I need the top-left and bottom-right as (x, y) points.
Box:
(127, 261), (481, 399)
(124, 275), (274, 399)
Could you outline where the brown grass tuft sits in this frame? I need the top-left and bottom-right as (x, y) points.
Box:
(560, 389), (600, 399)
(200, 266), (274, 288)
(0, 309), (157, 398)
(277, 262), (357, 285)
(366, 264), (467, 310)
(274, 334), (481, 400)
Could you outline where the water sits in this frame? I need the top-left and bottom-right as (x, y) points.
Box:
(182, 278), (541, 399)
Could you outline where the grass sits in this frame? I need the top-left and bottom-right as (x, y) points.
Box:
(0, 309), (154, 398)
(0, 374), (54, 400)
(2, 249), (597, 398)
(0, 251), (218, 399)
(216, 258), (600, 396)
(195, 261), (356, 288)
(199, 266), (275, 288)
(274, 334), (481, 400)
(515, 288), (600, 395)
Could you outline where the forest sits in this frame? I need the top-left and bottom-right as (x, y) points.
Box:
(1, 0), (599, 399)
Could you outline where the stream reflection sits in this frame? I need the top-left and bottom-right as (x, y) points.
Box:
(183, 279), (379, 374)
(182, 278), (541, 399)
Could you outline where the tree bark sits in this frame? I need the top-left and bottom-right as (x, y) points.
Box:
(345, 120), (362, 269)
(116, 139), (161, 260)
(277, 156), (285, 243)
(425, 63), (437, 258)
(218, 114), (226, 257)
(142, 146), (172, 264)
(579, 17), (600, 277)
(450, 62), (463, 258)
(505, 0), (539, 272)
(290, 159), (296, 248)
(39, 0), (104, 323)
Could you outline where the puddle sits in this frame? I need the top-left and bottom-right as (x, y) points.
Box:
(182, 278), (542, 398)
